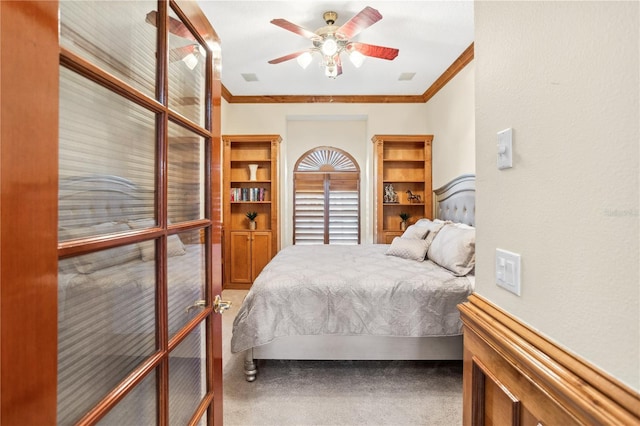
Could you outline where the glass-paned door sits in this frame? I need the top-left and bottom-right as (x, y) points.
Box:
(57, 1), (222, 424)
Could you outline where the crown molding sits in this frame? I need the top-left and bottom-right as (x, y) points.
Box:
(422, 42), (474, 103)
(222, 43), (474, 104)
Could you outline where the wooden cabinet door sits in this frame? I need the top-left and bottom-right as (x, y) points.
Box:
(230, 231), (252, 283)
(383, 232), (403, 244)
(251, 231), (273, 280)
(229, 231), (272, 284)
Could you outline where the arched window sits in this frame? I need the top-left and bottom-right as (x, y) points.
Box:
(294, 147), (360, 245)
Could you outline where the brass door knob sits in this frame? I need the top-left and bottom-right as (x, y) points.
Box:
(213, 295), (231, 314)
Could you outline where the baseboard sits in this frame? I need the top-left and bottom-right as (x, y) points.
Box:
(223, 282), (252, 290)
(459, 294), (640, 425)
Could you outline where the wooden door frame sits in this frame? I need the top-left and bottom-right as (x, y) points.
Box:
(1, 2), (60, 424)
(0, 1), (223, 424)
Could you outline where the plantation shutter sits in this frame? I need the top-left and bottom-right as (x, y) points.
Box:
(293, 148), (360, 245)
(328, 173), (359, 244)
(294, 174), (326, 244)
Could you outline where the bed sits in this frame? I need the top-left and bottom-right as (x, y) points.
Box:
(57, 175), (206, 425)
(231, 174), (476, 381)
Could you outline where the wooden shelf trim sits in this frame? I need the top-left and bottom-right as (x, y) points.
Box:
(231, 180), (271, 183)
(383, 159), (426, 162)
(230, 201), (271, 204)
(383, 180), (426, 183)
(459, 294), (640, 425)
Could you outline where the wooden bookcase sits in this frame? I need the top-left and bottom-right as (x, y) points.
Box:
(372, 135), (433, 243)
(222, 134), (281, 289)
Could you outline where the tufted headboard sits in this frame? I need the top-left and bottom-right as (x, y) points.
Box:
(58, 175), (154, 231)
(434, 174), (475, 226)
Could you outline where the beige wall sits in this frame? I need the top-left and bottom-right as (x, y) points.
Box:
(425, 61), (476, 187)
(475, 1), (639, 390)
(222, 101), (474, 244)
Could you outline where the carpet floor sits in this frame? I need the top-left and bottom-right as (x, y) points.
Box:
(221, 290), (463, 426)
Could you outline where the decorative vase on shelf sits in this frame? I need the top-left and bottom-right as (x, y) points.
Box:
(400, 221), (407, 231)
(248, 164), (259, 181)
(249, 221), (256, 230)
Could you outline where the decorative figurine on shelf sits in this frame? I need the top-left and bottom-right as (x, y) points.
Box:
(406, 190), (421, 203)
(384, 184), (398, 203)
(246, 211), (258, 230)
(399, 212), (410, 231)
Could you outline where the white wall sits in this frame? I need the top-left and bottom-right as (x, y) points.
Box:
(222, 84), (477, 243)
(424, 61), (476, 187)
(222, 102), (430, 244)
(475, 1), (639, 390)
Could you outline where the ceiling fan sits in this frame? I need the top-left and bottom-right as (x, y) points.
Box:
(268, 6), (399, 79)
(145, 11), (204, 69)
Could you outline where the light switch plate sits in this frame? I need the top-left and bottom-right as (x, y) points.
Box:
(496, 248), (521, 295)
(497, 128), (513, 169)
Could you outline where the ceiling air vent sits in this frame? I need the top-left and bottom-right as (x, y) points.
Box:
(241, 73), (259, 82)
(398, 72), (416, 81)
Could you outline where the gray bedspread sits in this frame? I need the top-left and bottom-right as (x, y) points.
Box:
(231, 244), (474, 353)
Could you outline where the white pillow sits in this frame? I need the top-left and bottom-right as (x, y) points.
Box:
(127, 219), (186, 261)
(60, 222), (141, 273)
(385, 237), (429, 261)
(400, 224), (429, 240)
(427, 224), (475, 276)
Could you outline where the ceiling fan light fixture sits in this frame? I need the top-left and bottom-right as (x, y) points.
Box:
(349, 50), (366, 68)
(297, 52), (313, 69)
(182, 52), (198, 70)
(321, 37), (338, 56)
(268, 7), (398, 79)
(324, 63), (338, 78)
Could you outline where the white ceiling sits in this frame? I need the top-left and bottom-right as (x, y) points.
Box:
(196, 1), (474, 97)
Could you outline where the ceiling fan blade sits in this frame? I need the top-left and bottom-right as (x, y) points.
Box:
(146, 11), (196, 41)
(348, 42), (399, 60)
(169, 44), (196, 62)
(270, 19), (320, 40)
(268, 50), (311, 64)
(336, 6), (383, 40)
(335, 55), (343, 76)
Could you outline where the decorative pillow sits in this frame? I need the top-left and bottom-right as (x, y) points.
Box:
(60, 222), (141, 274)
(385, 237), (429, 261)
(127, 218), (186, 261)
(414, 218), (448, 247)
(400, 224), (429, 240)
(446, 221), (474, 229)
(427, 224), (475, 276)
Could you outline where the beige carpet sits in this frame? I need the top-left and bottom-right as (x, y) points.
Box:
(221, 289), (463, 426)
